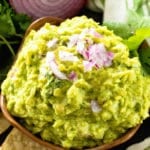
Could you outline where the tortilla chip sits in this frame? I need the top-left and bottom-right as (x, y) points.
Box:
(0, 113), (10, 134)
(1, 128), (51, 150)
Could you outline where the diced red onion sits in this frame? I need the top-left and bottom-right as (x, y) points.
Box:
(46, 52), (68, 80)
(88, 44), (106, 68)
(68, 34), (80, 48)
(9, 0), (86, 20)
(83, 60), (95, 72)
(81, 28), (102, 38)
(82, 44), (114, 71)
(68, 71), (77, 81)
(76, 41), (87, 55)
(103, 51), (114, 67)
(91, 100), (101, 113)
(47, 38), (58, 48)
(87, 44), (114, 69)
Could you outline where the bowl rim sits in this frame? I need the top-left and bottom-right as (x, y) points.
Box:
(0, 16), (141, 150)
(24, 16), (63, 36)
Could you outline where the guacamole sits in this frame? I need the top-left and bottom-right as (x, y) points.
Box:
(1, 16), (150, 149)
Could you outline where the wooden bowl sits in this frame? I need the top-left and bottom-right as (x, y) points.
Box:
(0, 16), (141, 150)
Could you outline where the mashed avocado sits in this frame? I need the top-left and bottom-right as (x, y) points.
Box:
(1, 16), (150, 149)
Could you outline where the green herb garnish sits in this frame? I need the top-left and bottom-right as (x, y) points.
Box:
(0, 0), (32, 86)
(103, 0), (150, 75)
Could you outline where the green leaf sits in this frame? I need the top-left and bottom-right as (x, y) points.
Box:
(0, 0), (32, 87)
(12, 13), (32, 34)
(123, 28), (150, 51)
(0, 11), (16, 37)
(0, 0), (17, 37)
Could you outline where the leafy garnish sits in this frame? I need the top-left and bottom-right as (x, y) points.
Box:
(103, 0), (150, 75)
(103, 10), (150, 39)
(103, 0), (150, 38)
(0, 0), (32, 86)
(123, 28), (150, 51)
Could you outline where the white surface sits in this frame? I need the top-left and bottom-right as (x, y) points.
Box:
(127, 137), (150, 150)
